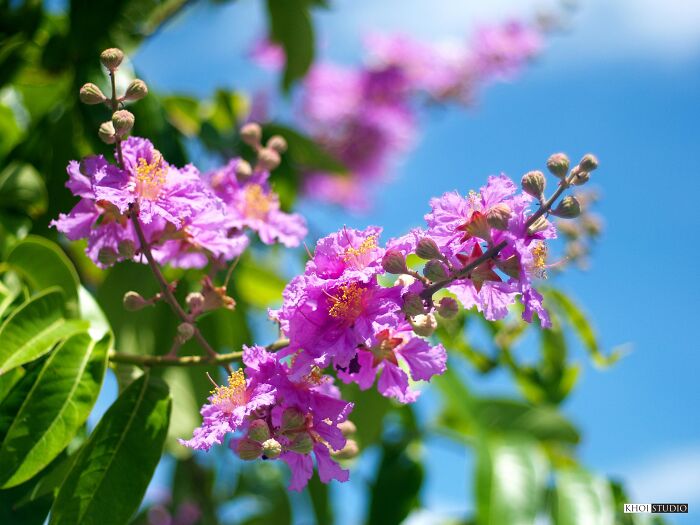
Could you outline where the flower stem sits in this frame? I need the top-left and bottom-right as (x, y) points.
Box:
(108, 70), (124, 167)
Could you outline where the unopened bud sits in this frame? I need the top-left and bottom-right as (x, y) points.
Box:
(402, 292), (426, 317)
(552, 196), (581, 218)
(98, 121), (117, 144)
(424, 259), (448, 282)
(546, 153), (570, 178)
(98, 247), (119, 265)
(267, 135), (288, 154)
(496, 256), (520, 279)
(332, 439), (359, 460)
(527, 216), (550, 235)
(257, 147), (281, 171)
(186, 292), (205, 314)
(124, 79), (148, 101)
(100, 48), (124, 70)
(176, 322), (195, 343)
(235, 159), (252, 180)
(123, 291), (148, 311)
(410, 313), (437, 337)
(582, 216), (602, 236)
(570, 167), (590, 186)
(112, 110), (135, 137)
(464, 211), (491, 241)
(381, 250), (408, 275)
(521, 170), (546, 200)
(79, 83), (106, 105)
(437, 297), (459, 319)
(486, 203), (512, 231)
(556, 220), (579, 238)
(118, 240), (136, 258)
(247, 419), (271, 442)
(286, 432), (314, 455)
(236, 438), (262, 460)
(415, 237), (441, 260)
(240, 122), (262, 147)
(579, 153), (598, 172)
(338, 420), (357, 437)
(281, 407), (306, 432)
(261, 438), (282, 459)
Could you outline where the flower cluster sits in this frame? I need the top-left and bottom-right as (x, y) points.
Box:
(52, 135), (306, 268)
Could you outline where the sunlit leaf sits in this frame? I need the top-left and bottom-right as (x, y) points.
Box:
(552, 467), (615, 525)
(266, 0), (315, 91)
(0, 162), (47, 218)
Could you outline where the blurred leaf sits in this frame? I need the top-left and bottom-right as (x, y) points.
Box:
(7, 236), (80, 316)
(78, 285), (112, 340)
(0, 288), (88, 375)
(163, 366), (202, 458)
(172, 457), (220, 525)
(235, 258), (287, 308)
(0, 332), (110, 488)
(0, 162), (47, 218)
(0, 476), (53, 525)
(162, 95), (201, 136)
(50, 372), (172, 525)
(264, 123), (347, 173)
(266, 0), (315, 91)
(475, 436), (548, 525)
(234, 463), (292, 525)
(552, 467), (615, 525)
(339, 385), (391, 448)
(308, 474), (333, 525)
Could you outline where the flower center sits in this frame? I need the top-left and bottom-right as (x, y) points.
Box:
(328, 282), (366, 323)
(530, 241), (548, 279)
(243, 184), (273, 220)
(134, 153), (167, 201)
(342, 234), (378, 268)
(211, 369), (247, 413)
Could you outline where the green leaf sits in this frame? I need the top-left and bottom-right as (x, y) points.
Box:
(552, 467), (615, 525)
(0, 162), (47, 218)
(49, 373), (171, 525)
(0, 288), (88, 375)
(266, 0), (315, 91)
(235, 258), (287, 308)
(0, 361), (44, 444)
(264, 124), (347, 173)
(475, 436), (548, 525)
(0, 332), (111, 488)
(0, 367), (24, 404)
(7, 236), (80, 316)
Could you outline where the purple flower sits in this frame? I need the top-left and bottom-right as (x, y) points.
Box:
(473, 21), (542, 79)
(305, 226), (385, 281)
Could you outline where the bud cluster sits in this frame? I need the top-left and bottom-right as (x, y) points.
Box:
(240, 122), (287, 172)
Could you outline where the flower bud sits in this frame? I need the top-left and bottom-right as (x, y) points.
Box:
(236, 438), (262, 460)
(267, 135), (288, 154)
(176, 322), (195, 343)
(381, 250), (408, 275)
(437, 297), (459, 319)
(281, 407), (306, 432)
(546, 153), (570, 178)
(286, 432), (314, 455)
(521, 170), (546, 200)
(235, 159), (253, 180)
(261, 438), (282, 459)
(527, 216), (550, 235)
(570, 167), (590, 186)
(257, 147), (281, 171)
(415, 237), (441, 260)
(402, 292), (426, 317)
(124, 79), (148, 101)
(247, 419), (271, 442)
(486, 203), (511, 231)
(496, 256), (520, 279)
(98, 247), (118, 265)
(338, 420), (357, 437)
(112, 109), (135, 137)
(552, 196), (581, 218)
(123, 291), (148, 311)
(410, 313), (437, 337)
(424, 259), (448, 282)
(79, 83), (106, 105)
(240, 122), (262, 147)
(332, 439), (359, 460)
(117, 240), (136, 258)
(582, 215), (602, 236)
(186, 292), (205, 314)
(100, 48), (124, 70)
(98, 121), (117, 144)
(579, 153), (598, 172)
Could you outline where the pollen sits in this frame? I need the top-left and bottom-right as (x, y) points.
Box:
(530, 241), (548, 279)
(328, 282), (365, 322)
(134, 152), (167, 201)
(243, 184), (272, 220)
(342, 235), (377, 263)
(211, 369), (247, 412)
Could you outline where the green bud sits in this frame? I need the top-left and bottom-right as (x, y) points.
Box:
(338, 420), (357, 437)
(331, 439), (359, 460)
(100, 48), (124, 70)
(521, 170), (546, 200)
(486, 203), (511, 230)
(579, 153), (598, 172)
(98, 247), (119, 266)
(552, 196), (581, 218)
(236, 438), (262, 460)
(281, 407), (306, 432)
(424, 259), (448, 282)
(79, 83), (106, 105)
(123, 291), (148, 311)
(112, 109), (135, 137)
(247, 419), (271, 442)
(401, 292), (426, 317)
(257, 147), (281, 171)
(437, 297), (459, 319)
(415, 237), (441, 260)
(570, 167), (590, 186)
(240, 122), (262, 147)
(381, 249), (408, 275)
(124, 79), (148, 101)
(410, 313), (437, 337)
(527, 216), (550, 236)
(546, 153), (570, 178)
(118, 239), (136, 258)
(98, 121), (117, 144)
(261, 438), (282, 459)
(267, 135), (288, 154)
(286, 432), (314, 455)
(176, 322), (195, 343)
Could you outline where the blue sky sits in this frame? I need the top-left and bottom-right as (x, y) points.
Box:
(88, 0), (700, 522)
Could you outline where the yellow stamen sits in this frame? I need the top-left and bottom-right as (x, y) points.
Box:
(328, 282), (365, 322)
(342, 235), (377, 263)
(211, 369), (247, 412)
(134, 152), (167, 201)
(243, 184), (272, 220)
(530, 241), (548, 279)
